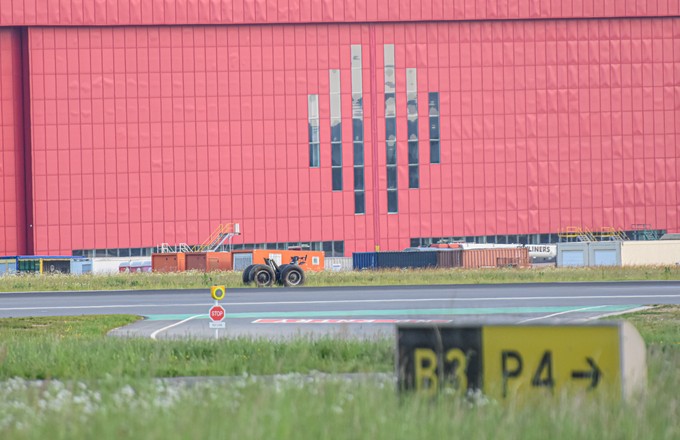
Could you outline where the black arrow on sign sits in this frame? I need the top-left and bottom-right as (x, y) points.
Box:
(571, 357), (602, 389)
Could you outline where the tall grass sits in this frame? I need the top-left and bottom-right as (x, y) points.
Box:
(0, 308), (678, 439)
(0, 348), (677, 440)
(2, 265), (680, 292)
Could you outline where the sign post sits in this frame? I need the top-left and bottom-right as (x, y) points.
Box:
(209, 285), (226, 339)
(397, 322), (646, 401)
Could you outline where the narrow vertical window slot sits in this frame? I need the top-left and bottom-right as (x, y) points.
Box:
(429, 92), (440, 164)
(330, 70), (342, 190)
(407, 68), (418, 188)
(351, 45), (365, 214)
(308, 94), (320, 167)
(384, 44), (398, 213)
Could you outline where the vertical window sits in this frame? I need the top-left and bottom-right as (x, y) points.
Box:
(407, 68), (419, 189)
(308, 95), (320, 167)
(384, 44), (398, 213)
(330, 69), (342, 190)
(429, 92), (440, 164)
(351, 45), (365, 214)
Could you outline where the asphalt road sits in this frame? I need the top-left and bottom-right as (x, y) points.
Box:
(1, 281), (679, 340)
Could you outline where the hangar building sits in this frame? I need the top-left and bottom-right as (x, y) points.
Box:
(0, 1), (679, 257)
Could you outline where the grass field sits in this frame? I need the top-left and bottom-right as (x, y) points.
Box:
(2, 265), (680, 292)
(0, 307), (677, 439)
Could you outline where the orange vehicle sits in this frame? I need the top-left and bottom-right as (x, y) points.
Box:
(232, 249), (324, 272)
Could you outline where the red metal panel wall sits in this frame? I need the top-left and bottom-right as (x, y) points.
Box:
(27, 18), (680, 255)
(28, 25), (378, 255)
(2, 0), (679, 26)
(0, 28), (26, 256)
(384, 18), (680, 249)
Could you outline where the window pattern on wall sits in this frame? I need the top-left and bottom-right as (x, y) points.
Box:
(406, 68), (419, 188)
(308, 94), (320, 168)
(330, 69), (342, 190)
(351, 45), (365, 215)
(429, 92), (440, 164)
(384, 44), (397, 214)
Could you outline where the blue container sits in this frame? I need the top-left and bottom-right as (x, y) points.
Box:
(353, 252), (378, 270)
(375, 251), (438, 269)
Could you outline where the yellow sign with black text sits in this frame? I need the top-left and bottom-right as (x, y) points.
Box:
(481, 326), (621, 399)
(397, 322), (646, 400)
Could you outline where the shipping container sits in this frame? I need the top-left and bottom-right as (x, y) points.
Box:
(353, 252), (378, 270)
(376, 251), (438, 269)
(70, 259), (93, 274)
(588, 242), (622, 266)
(232, 249), (324, 272)
(462, 248), (530, 269)
(557, 243), (589, 267)
(185, 252), (233, 272)
(325, 257), (353, 271)
(620, 240), (680, 266)
(151, 253), (186, 272)
(436, 250), (464, 268)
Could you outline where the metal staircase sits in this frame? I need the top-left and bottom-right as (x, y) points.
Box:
(597, 227), (629, 241)
(558, 226), (597, 242)
(156, 223), (241, 253)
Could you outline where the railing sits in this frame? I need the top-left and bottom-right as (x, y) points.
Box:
(558, 226), (597, 242)
(630, 224), (659, 241)
(598, 227), (629, 241)
(559, 226), (628, 242)
(157, 223), (241, 253)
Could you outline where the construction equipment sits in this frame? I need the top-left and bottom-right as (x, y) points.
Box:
(243, 256), (306, 287)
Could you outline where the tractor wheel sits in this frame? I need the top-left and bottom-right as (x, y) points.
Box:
(250, 264), (275, 287)
(280, 265), (305, 287)
(242, 264), (256, 284)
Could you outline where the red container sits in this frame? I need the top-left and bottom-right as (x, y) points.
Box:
(185, 252), (233, 272)
(152, 253), (186, 272)
(462, 248), (530, 269)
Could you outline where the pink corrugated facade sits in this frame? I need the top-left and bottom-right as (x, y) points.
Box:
(1, 1), (679, 256)
(1, 0), (679, 26)
(0, 28), (26, 255)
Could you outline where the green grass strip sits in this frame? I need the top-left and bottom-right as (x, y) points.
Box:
(2, 265), (680, 292)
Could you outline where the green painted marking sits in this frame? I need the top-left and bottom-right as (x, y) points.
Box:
(143, 305), (640, 321)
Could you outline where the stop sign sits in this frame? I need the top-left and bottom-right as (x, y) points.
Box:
(209, 305), (225, 322)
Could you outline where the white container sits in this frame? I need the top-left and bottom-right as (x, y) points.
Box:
(620, 240), (680, 266)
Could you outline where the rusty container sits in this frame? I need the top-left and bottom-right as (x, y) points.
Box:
(462, 248), (530, 269)
(152, 253), (186, 272)
(436, 250), (464, 268)
(185, 252), (233, 272)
